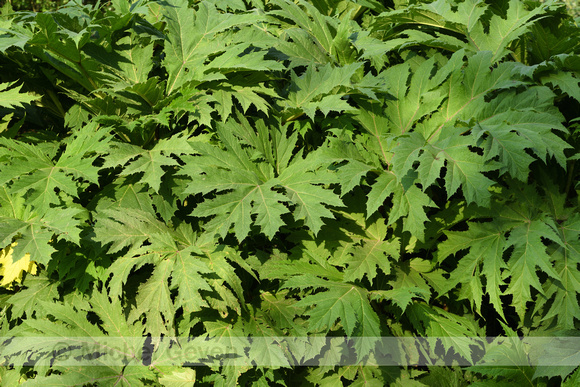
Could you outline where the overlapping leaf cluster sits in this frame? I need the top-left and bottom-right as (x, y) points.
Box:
(0, 0), (579, 385)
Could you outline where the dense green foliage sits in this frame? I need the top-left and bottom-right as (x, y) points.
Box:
(6, 0), (69, 12)
(1, 0), (580, 385)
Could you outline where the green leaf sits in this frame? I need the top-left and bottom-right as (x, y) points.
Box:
(103, 133), (193, 193)
(93, 208), (171, 254)
(541, 70), (580, 104)
(113, 33), (155, 86)
(7, 273), (59, 319)
(504, 216), (563, 322)
(274, 27), (330, 67)
(284, 63), (360, 120)
(428, 129), (496, 206)
(342, 234), (398, 284)
(473, 86), (570, 171)
(537, 215), (580, 329)
(106, 254), (155, 300)
(277, 159), (344, 234)
(270, 0), (337, 66)
(159, 368), (196, 387)
(473, 122), (536, 181)
(260, 290), (306, 334)
(437, 222), (508, 320)
(285, 274), (380, 357)
(373, 0), (550, 62)
(383, 57), (446, 135)
(170, 248), (213, 314)
(5, 286), (146, 373)
(371, 286), (430, 314)
(162, 0), (264, 94)
(0, 81), (39, 108)
(329, 200), (400, 284)
(181, 119), (342, 240)
(418, 51), (519, 142)
(468, 325), (535, 384)
(387, 259), (435, 306)
(0, 206), (83, 266)
(131, 259), (175, 336)
(0, 123), (111, 214)
(388, 182), (436, 242)
(469, 0), (551, 61)
(563, 366), (580, 386)
(91, 178), (156, 214)
(21, 366), (157, 387)
(407, 303), (483, 364)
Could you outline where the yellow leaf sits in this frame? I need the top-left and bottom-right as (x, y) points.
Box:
(0, 243), (38, 288)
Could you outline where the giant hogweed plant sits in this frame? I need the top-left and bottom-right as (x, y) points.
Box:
(0, 0), (579, 385)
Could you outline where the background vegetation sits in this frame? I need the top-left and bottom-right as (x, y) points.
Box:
(5, 0), (66, 12)
(6, 0), (580, 17)
(1, 0), (580, 385)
